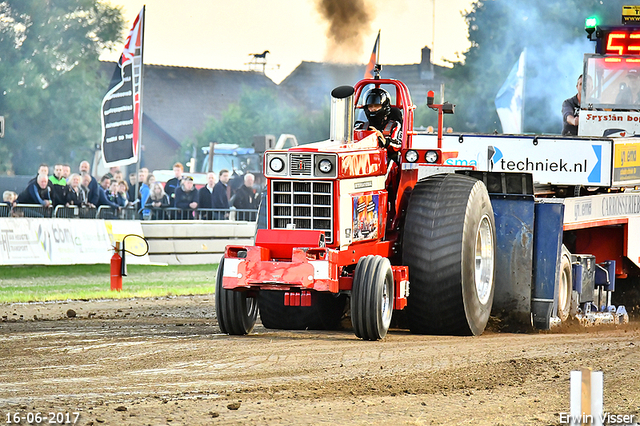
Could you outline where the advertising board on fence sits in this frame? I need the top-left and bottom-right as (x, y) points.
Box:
(613, 141), (640, 186)
(0, 218), (149, 266)
(413, 133), (612, 187)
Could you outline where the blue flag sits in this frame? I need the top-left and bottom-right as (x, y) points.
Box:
(495, 49), (526, 134)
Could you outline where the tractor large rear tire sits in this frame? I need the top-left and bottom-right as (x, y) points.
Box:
(215, 257), (259, 335)
(259, 291), (347, 330)
(351, 255), (394, 340)
(403, 174), (496, 336)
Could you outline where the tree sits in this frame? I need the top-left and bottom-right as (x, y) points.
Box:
(188, 87), (330, 164)
(429, 0), (628, 134)
(0, 0), (124, 175)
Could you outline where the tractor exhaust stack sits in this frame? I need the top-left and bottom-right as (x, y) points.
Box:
(330, 85), (355, 143)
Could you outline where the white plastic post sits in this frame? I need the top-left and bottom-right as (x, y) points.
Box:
(570, 370), (582, 426)
(570, 368), (603, 426)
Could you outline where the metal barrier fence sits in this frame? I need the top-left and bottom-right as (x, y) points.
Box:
(139, 207), (258, 221)
(53, 206), (137, 219)
(96, 205), (139, 220)
(9, 204), (52, 218)
(53, 205), (99, 219)
(3, 204), (258, 222)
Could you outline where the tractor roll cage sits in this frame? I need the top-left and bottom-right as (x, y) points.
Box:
(353, 78), (416, 151)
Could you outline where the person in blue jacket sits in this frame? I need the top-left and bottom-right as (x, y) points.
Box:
(17, 174), (51, 207)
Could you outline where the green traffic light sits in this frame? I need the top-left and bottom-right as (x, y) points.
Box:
(585, 17), (597, 29)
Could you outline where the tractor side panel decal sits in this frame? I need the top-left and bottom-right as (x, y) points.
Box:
(352, 193), (379, 242)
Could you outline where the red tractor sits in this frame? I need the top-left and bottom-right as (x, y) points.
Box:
(215, 75), (498, 340)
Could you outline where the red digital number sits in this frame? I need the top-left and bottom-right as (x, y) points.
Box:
(607, 32), (626, 54)
(606, 31), (640, 55)
(630, 33), (640, 53)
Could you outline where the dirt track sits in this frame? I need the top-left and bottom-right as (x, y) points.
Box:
(1, 296), (639, 426)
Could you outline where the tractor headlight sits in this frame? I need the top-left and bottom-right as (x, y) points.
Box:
(405, 150), (418, 163)
(313, 154), (337, 178)
(425, 150), (439, 163)
(318, 159), (333, 173)
(269, 156), (285, 173)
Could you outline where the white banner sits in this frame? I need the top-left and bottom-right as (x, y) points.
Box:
(0, 218), (149, 265)
(0, 218), (111, 265)
(413, 133), (612, 186)
(579, 111), (640, 138)
(563, 192), (640, 224)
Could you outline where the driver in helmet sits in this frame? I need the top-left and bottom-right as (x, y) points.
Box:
(356, 87), (402, 154)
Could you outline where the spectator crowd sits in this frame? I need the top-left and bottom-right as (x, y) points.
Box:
(3, 161), (261, 221)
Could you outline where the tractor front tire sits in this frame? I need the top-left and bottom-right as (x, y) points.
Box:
(215, 257), (259, 335)
(351, 255), (394, 340)
(403, 174), (496, 336)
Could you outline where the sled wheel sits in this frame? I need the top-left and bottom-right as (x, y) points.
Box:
(557, 245), (573, 322)
(402, 174), (496, 336)
(215, 257), (258, 335)
(351, 255), (394, 340)
(258, 291), (347, 330)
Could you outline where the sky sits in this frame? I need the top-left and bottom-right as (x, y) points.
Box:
(100, 0), (476, 83)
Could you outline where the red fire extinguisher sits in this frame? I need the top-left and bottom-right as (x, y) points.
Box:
(111, 241), (123, 291)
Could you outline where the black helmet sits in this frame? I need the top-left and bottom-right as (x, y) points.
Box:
(363, 88), (391, 129)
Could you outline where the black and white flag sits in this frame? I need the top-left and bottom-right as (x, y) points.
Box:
(100, 7), (144, 166)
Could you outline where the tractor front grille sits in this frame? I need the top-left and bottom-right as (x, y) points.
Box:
(290, 154), (313, 176)
(271, 180), (333, 243)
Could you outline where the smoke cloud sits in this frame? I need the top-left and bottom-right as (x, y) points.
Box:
(526, 38), (592, 133)
(316, 0), (375, 63)
(454, 1), (616, 134)
(499, 2), (592, 133)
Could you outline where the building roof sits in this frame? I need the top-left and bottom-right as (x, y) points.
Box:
(279, 47), (449, 111)
(99, 61), (287, 170)
(100, 62), (282, 144)
(142, 64), (280, 143)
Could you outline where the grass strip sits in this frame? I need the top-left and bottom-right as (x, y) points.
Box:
(0, 264), (219, 303)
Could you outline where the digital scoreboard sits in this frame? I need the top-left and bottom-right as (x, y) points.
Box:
(586, 7), (640, 58)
